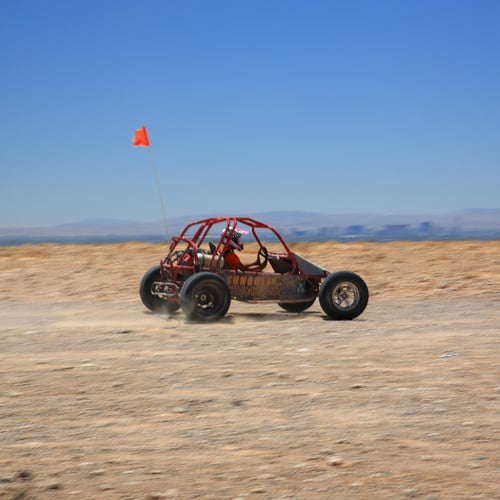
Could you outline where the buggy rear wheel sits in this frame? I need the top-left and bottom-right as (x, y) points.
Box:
(179, 272), (231, 322)
(139, 265), (180, 314)
(319, 271), (368, 320)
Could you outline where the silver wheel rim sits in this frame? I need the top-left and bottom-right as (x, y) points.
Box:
(332, 281), (359, 311)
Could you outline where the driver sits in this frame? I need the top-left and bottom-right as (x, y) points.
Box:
(222, 227), (263, 272)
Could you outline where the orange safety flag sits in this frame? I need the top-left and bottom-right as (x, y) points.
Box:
(132, 126), (150, 147)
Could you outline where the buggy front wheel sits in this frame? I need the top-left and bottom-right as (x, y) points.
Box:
(319, 271), (368, 320)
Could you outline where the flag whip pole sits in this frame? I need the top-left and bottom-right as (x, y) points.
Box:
(147, 147), (169, 240)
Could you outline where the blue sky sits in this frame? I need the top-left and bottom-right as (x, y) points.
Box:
(1, 0), (499, 226)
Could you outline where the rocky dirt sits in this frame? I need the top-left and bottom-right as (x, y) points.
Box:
(0, 241), (499, 499)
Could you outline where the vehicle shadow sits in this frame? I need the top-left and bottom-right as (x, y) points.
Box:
(222, 310), (322, 323)
(142, 309), (367, 324)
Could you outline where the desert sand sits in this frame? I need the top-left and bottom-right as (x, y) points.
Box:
(1, 241), (499, 499)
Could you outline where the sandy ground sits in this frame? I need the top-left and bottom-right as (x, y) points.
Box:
(0, 241), (499, 499)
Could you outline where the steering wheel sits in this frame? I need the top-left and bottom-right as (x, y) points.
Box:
(255, 246), (268, 270)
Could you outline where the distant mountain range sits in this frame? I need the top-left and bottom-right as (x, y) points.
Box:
(2, 209), (500, 245)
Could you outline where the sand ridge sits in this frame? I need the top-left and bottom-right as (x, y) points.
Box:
(1, 240), (500, 303)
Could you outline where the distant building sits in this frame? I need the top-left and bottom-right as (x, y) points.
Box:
(419, 221), (432, 234)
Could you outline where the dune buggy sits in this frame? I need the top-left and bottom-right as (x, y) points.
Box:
(140, 216), (368, 322)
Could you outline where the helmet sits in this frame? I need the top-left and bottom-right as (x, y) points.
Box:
(221, 226), (248, 251)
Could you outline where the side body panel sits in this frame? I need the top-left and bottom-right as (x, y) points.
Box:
(222, 271), (309, 302)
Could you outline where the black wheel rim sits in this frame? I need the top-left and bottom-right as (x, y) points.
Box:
(193, 283), (223, 315)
